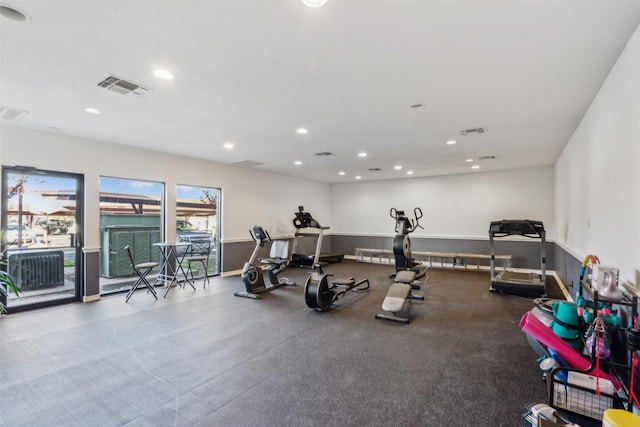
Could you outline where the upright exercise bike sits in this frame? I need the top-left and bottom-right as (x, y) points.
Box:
(234, 226), (296, 299)
(390, 207), (425, 279)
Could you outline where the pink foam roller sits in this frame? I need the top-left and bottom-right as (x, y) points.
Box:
(520, 311), (621, 389)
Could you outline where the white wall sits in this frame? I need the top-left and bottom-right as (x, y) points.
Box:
(555, 24), (640, 285)
(0, 125), (331, 248)
(330, 166), (555, 240)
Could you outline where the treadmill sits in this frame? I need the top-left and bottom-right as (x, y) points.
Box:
(290, 206), (344, 268)
(489, 219), (546, 297)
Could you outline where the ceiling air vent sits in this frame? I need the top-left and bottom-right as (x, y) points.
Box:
(314, 152), (335, 157)
(0, 106), (28, 121)
(231, 160), (263, 167)
(368, 168), (382, 171)
(460, 127), (485, 135)
(478, 155), (495, 160)
(97, 75), (150, 95)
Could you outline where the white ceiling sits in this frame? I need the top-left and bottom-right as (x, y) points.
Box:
(1, 1), (640, 184)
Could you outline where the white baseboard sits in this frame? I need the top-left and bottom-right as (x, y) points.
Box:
(222, 269), (242, 277)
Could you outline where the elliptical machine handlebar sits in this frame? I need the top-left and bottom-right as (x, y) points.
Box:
(413, 207), (423, 222)
(390, 207), (423, 234)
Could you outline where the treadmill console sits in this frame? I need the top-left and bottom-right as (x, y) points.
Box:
(293, 206), (322, 229)
(489, 219), (544, 238)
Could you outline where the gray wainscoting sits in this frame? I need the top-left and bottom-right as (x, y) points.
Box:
(552, 245), (583, 299)
(83, 248), (100, 301)
(332, 235), (554, 271)
(223, 234), (561, 275)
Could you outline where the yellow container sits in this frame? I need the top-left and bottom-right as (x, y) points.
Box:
(603, 409), (640, 427)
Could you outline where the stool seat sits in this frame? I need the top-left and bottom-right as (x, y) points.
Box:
(136, 261), (159, 269)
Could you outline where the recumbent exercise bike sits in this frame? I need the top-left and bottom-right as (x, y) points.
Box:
(234, 225), (296, 299)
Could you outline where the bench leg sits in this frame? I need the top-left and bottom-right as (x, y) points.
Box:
(375, 312), (410, 323)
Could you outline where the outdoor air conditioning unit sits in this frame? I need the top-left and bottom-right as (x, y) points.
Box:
(8, 250), (65, 291)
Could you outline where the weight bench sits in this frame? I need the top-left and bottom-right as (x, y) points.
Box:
(375, 270), (424, 323)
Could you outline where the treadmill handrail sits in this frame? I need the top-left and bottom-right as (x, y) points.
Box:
(489, 219), (545, 239)
(489, 219), (546, 282)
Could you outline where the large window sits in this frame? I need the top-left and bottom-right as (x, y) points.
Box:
(176, 184), (220, 277)
(98, 177), (164, 295)
(1, 167), (83, 312)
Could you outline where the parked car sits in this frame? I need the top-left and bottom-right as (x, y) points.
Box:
(4, 223), (34, 244)
(176, 229), (214, 256)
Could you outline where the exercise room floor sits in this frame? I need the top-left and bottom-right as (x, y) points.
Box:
(0, 260), (547, 426)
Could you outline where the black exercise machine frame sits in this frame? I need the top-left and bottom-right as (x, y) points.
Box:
(234, 225), (295, 299)
(489, 219), (546, 297)
(304, 264), (370, 312)
(290, 206), (344, 268)
(390, 207), (425, 279)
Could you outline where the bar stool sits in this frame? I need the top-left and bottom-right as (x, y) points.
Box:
(124, 245), (159, 302)
(185, 238), (212, 288)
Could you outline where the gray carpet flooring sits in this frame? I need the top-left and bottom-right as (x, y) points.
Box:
(0, 260), (548, 426)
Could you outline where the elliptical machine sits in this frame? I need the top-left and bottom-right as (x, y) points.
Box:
(304, 264), (370, 312)
(390, 207), (425, 278)
(234, 226), (296, 299)
(376, 208), (426, 323)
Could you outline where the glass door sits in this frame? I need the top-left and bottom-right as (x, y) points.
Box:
(176, 184), (220, 277)
(1, 167), (83, 313)
(98, 176), (164, 296)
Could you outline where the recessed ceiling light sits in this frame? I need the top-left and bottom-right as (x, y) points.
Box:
(472, 165), (480, 169)
(410, 103), (423, 109)
(355, 175), (361, 180)
(406, 170), (414, 175)
(294, 160), (302, 166)
(446, 140), (457, 145)
(302, 0), (327, 8)
(84, 107), (101, 115)
(296, 128), (308, 135)
(339, 171), (346, 176)
(394, 165), (403, 170)
(153, 69), (174, 80)
(223, 142), (234, 149)
(358, 152), (367, 158)
(465, 158), (473, 162)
